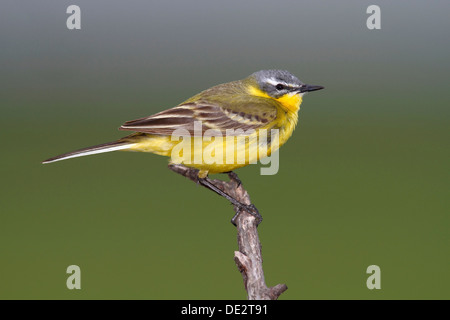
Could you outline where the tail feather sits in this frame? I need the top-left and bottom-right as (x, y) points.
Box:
(42, 141), (134, 164)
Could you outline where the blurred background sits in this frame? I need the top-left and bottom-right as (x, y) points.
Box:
(0, 0), (448, 299)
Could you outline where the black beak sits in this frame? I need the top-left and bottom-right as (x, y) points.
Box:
(297, 84), (324, 93)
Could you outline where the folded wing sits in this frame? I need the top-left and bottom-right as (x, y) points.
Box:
(119, 101), (277, 136)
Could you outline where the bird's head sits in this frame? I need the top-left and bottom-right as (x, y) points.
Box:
(247, 69), (324, 112)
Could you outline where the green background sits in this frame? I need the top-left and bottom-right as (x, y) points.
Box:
(1, 1), (449, 299)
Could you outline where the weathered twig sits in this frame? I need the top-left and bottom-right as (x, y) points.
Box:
(168, 164), (288, 300)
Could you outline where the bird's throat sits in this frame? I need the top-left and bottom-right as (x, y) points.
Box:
(248, 86), (302, 114)
(276, 93), (302, 114)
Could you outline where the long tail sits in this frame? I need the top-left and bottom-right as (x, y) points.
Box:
(42, 141), (135, 164)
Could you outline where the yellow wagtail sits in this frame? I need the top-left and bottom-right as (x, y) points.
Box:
(43, 70), (323, 219)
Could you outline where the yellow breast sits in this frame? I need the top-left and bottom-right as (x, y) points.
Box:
(247, 85), (301, 146)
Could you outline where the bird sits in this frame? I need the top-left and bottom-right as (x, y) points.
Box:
(43, 70), (324, 218)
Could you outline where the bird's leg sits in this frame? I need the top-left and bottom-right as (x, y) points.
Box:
(230, 204), (262, 226)
(198, 176), (245, 209)
(201, 173), (262, 226)
(226, 171), (242, 188)
(227, 171), (262, 226)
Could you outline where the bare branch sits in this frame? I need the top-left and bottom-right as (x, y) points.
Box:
(168, 164), (287, 300)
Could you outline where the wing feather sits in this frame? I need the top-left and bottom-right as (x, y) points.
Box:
(119, 101), (277, 136)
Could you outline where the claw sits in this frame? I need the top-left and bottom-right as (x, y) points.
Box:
(230, 203), (263, 227)
(199, 174), (262, 226)
(245, 204), (263, 226)
(227, 171), (242, 188)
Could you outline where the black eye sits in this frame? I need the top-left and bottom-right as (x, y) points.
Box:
(275, 84), (284, 90)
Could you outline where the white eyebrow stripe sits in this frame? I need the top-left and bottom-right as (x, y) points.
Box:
(265, 77), (297, 88)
